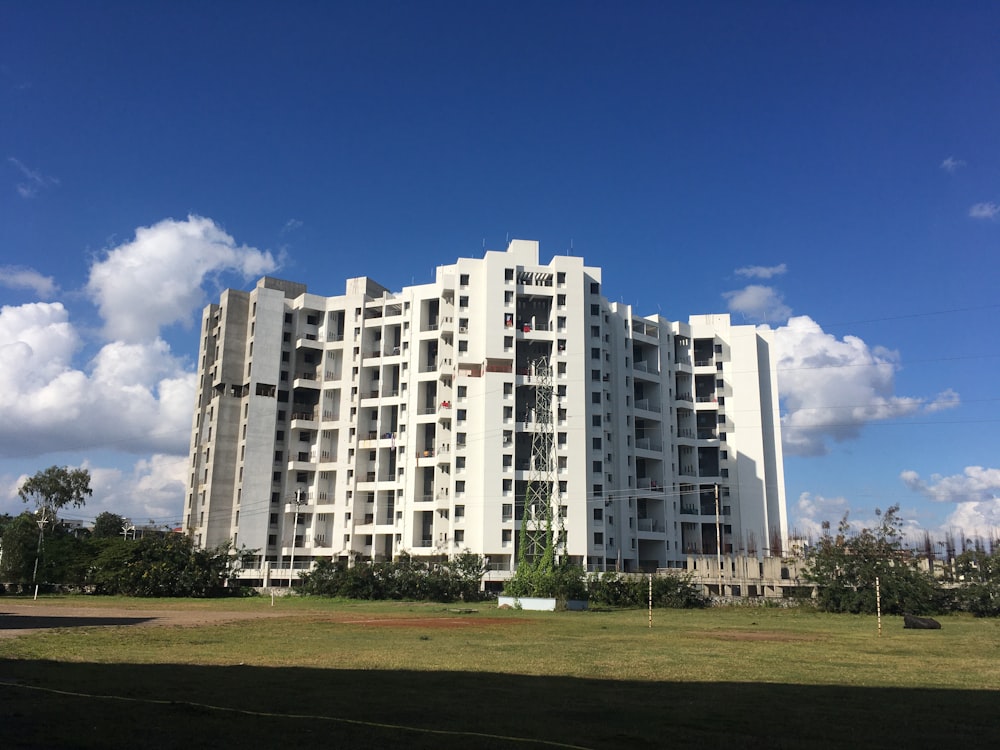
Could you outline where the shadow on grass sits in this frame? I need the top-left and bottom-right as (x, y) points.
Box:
(0, 660), (996, 750)
(0, 614), (155, 631)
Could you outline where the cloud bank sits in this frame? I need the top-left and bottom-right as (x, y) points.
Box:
(0, 215), (277, 521)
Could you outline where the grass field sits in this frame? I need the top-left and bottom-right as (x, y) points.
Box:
(1, 596), (998, 749)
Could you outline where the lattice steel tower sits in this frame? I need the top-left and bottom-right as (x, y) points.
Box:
(520, 356), (561, 565)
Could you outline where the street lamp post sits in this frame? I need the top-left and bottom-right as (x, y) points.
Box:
(31, 507), (51, 601)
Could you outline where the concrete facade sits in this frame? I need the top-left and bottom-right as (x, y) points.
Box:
(184, 240), (787, 584)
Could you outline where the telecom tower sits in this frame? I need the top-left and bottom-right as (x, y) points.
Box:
(519, 357), (560, 565)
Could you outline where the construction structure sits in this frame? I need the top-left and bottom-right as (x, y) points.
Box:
(184, 240), (787, 585)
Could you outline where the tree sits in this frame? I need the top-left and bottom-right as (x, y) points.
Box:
(804, 504), (943, 615)
(89, 534), (237, 597)
(18, 466), (93, 518)
(17, 466), (92, 586)
(0, 513), (42, 584)
(952, 546), (1000, 617)
(92, 511), (128, 539)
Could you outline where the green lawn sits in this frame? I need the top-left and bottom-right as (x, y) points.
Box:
(2, 597), (998, 749)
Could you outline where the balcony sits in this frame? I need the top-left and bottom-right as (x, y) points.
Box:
(637, 518), (665, 533)
(634, 437), (663, 453)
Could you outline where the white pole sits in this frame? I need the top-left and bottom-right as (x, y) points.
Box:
(876, 576), (882, 637)
(648, 573), (652, 629)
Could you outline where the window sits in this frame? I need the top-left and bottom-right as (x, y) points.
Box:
(504, 336), (513, 351)
(455, 505), (465, 519)
(505, 268), (514, 281)
(503, 478), (512, 493)
(591, 414), (601, 427)
(458, 340), (468, 354)
(456, 481), (465, 494)
(593, 508), (603, 521)
(714, 344), (723, 354)
(590, 282), (600, 294)
(592, 436), (602, 449)
(504, 290), (514, 304)
(502, 454), (513, 469)
(593, 460), (602, 473)
(594, 532), (604, 545)
(557, 316), (566, 331)
(503, 382), (513, 397)
(557, 294), (566, 307)
(456, 456), (466, 470)
(502, 503), (513, 521)
(502, 529), (512, 543)
(591, 325), (600, 338)
(557, 272), (566, 285)
(591, 392), (601, 404)
(591, 304), (600, 316)
(460, 273), (470, 286)
(591, 347), (601, 360)
(454, 529), (465, 543)
(459, 295), (469, 308)
(457, 385), (467, 399)
(592, 369), (601, 382)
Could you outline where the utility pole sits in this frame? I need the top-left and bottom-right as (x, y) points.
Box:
(32, 507), (50, 601)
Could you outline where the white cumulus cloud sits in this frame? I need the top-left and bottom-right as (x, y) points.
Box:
(772, 316), (957, 456)
(723, 284), (792, 323)
(940, 499), (1000, 542)
(2, 455), (188, 525)
(0, 266), (58, 298)
(792, 491), (848, 539)
(0, 215), (278, 460)
(0, 302), (195, 457)
(86, 214), (277, 342)
(901, 466), (1000, 504)
(735, 263), (787, 279)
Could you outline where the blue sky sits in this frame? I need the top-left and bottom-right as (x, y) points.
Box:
(2, 1), (998, 541)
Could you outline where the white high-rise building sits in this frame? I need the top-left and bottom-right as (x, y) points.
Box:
(184, 240), (787, 585)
